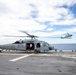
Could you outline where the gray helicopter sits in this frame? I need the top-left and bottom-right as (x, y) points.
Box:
(49, 32), (73, 39)
(0, 31), (55, 53)
(61, 32), (73, 39)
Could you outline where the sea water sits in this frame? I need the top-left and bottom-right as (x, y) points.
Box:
(51, 43), (76, 50)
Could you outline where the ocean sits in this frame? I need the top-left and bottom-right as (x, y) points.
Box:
(51, 43), (76, 50)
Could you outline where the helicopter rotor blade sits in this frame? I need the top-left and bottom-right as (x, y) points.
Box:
(3, 35), (28, 37)
(19, 30), (38, 38)
(19, 30), (31, 36)
(42, 36), (61, 38)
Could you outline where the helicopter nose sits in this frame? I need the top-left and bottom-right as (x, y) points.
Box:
(49, 46), (55, 50)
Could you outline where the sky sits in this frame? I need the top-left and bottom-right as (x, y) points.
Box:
(0, 0), (76, 44)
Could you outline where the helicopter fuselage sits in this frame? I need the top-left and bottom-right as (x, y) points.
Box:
(0, 39), (55, 53)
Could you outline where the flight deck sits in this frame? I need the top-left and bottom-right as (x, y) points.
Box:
(0, 51), (76, 75)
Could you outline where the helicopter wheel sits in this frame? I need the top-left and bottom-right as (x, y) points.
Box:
(34, 50), (40, 53)
(34, 50), (38, 53)
(0, 50), (2, 53)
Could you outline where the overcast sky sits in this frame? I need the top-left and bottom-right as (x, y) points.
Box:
(0, 0), (76, 44)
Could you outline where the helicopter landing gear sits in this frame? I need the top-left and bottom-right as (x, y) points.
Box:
(0, 50), (2, 53)
(34, 50), (41, 53)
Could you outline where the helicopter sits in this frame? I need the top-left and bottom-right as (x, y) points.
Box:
(0, 31), (55, 53)
(60, 32), (73, 39)
(49, 32), (73, 39)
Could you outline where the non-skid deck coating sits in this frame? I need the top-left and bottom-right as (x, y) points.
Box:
(0, 51), (76, 75)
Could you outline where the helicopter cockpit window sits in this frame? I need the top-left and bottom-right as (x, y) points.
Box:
(13, 40), (23, 44)
(36, 43), (40, 48)
(13, 41), (20, 44)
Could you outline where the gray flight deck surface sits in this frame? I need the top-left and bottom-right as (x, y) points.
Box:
(0, 51), (76, 75)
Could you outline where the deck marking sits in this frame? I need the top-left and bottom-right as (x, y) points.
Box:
(9, 54), (34, 62)
(62, 56), (76, 59)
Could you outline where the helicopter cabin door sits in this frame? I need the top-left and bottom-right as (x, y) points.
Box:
(26, 43), (34, 50)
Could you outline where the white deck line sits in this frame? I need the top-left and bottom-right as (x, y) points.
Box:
(62, 56), (76, 59)
(9, 54), (34, 62)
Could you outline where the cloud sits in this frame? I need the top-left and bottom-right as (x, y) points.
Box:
(0, 0), (76, 25)
(28, 0), (76, 27)
(46, 28), (53, 31)
(65, 27), (76, 32)
(0, 0), (76, 44)
(46, 0), (76, 6)
(51, 18), (76, 25)
(0, 18), (46, 35)
(0, 3), (9, 14)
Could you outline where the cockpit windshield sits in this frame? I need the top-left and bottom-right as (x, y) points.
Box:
(13, 41), (20, 44)
(13, 39), (23, 44)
